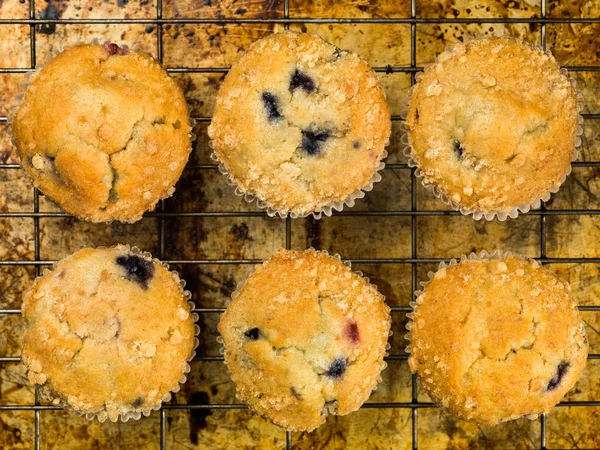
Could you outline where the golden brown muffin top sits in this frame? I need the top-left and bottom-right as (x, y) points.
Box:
(208, 31), (391, 217)
(406, 37), (579, 217)
(218, 249), (391, 431)
(12, 43), (192, 223)
(409, 254), (588, 425)
(21, 246), (196, 422)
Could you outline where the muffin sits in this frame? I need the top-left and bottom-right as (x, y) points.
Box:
(21, 245), (198, 422)
(11, 43), (192, 223)
(405, 37), (580, 220)
(218, 248), (391, 431)
(208, 31), (391, 218)
(408, 252), (588, 425)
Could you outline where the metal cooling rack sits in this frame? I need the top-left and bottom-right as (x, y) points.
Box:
(0, 0), (599, 449)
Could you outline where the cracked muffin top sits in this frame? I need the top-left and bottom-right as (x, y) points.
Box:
(21, 245), (197, 422)
(208, 31), (391, 217)
(11, 43), (192, 223)
(408, 254), (588, 425)
(406, 37), (579, 217)
(218, 248), (391, 431)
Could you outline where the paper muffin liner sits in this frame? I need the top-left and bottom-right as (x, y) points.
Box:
(210, 150), (387, 220)
(400, 35), (584, 221)
(21, 244), (200, 423)
(216, 248), (391, 424)
(7, 41), (197, 223)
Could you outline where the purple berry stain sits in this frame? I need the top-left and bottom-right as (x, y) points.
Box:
(290, 69), (316, 93)
(244, 327), (260, 340)
(262, 92), (283, 122)
(301, 128), (330, 156)
(345, 321), (360, 344)
(116, 255), (154, 289)
(104, 43), (129, 56)
(326, 358), (347, 379)
(547, 361), (569, 391)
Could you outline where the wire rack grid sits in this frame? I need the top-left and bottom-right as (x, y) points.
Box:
(0, 0), (599, 449)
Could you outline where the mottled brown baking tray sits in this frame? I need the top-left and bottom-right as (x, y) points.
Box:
(0, 0), (599, 449)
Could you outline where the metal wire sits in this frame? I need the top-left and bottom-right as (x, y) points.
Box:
(539, 3), (548, 445)
(0, 1), (599, 449)
(409, 1), (419, 447)
(284, 2), (293, 448)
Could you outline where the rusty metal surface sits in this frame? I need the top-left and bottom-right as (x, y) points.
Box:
(0, 0), (599, 449)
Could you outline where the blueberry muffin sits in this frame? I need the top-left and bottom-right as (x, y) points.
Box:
(11, 43), (192, 223)
(208, 31), (391, 217)
(406, 37), (579, 219)
(21, 245), (198, 422)
(408, 253), (588, 425)
(218, 249), (391, 431)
